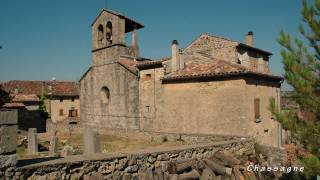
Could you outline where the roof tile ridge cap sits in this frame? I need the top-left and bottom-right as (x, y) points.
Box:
(205, 33), (239, 43)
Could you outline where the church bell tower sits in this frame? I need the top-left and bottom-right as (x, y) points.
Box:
(91, 9), (144, 66)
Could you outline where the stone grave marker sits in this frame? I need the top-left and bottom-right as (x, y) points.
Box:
(83, 127), (101, 154)
(27, 128), (38, 153)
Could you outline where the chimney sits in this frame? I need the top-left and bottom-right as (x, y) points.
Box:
(131, 25), (139, 57)
(179, 49), (185, 69)
(245, 31), (254, 46)
(171, 40), (180, 72)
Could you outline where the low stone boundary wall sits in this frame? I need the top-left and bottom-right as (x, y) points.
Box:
(45, 125), (245, 146)
(2, 139), (254, 179)
(99, 129), (247, 145)
(0, 109), (17, 169)
(46, 117), (82, 133)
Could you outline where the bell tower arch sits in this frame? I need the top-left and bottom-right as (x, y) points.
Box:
(91, 9), (144, 66)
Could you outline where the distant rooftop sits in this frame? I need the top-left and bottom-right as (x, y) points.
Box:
(0, 80), (79, 97)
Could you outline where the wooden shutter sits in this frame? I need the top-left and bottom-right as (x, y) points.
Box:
(254, 98), (260, 119)
(59, 109), (64, 116)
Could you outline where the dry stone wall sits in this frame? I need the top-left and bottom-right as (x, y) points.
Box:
(183, 34), (238, 64)
(1, 139), (254, 179)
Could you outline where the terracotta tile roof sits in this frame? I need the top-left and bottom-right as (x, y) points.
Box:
(238, 43), (272, 55)
(0, 80), (79, 97)
(136, 61), (163, 69)
(12, 94), (40, 102)
(118, 58), (139, 74)
(118, 57), (155, 74)
(163, 58), (246, 79)
(162, 59), (282, 81)
(3, 102), (25, 108)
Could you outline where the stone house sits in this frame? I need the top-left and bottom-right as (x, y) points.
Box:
(0, 80), (80, 123)
(80, 9), (283, 147)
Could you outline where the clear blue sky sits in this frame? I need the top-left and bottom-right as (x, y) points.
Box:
(0, 0), (302, 90)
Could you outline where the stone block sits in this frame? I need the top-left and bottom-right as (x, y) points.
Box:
(27, 128), (38, 153)
(83, 127), (101, 154)
(61, 145), (74, 157)
(200, 168), (216, 180)
(0, 110), (17, 125)
(0, 125), (17, 154)
(49, 136), (58, 157)
(0, 154), (17, 168)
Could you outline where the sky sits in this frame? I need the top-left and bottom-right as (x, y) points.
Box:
(0, 0), (303, 90)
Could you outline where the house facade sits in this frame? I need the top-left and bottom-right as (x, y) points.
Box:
(80, 9), (283, 147)
(0, 80), (80, 123)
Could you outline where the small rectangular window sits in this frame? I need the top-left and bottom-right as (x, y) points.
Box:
(59, 109), (64, 116)
(71, 97), (75, 102)
(145, 105), (151, 113)
(145, 74), (152, 80)
(254, 98), (260, 121)
(60, 97), (63, 102)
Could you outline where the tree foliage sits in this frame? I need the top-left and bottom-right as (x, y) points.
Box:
(0, 88), (11, 108)
(38, 93), (49, 118)
(270, 0), (320, 177)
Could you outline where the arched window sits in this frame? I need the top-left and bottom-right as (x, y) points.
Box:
(97, 24), (104, 47)
(106, 21), (112, 45)
(100, 86), (110, 104)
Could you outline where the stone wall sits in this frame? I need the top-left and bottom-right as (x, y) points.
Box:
(1, 139), (254, 179)
(46, 117), (82, 135)
(183, 34), (238, 64)
(81, 63), (140, 130)
(49, 97), (80, 123)
(183, 34), (270, 74)
(0, 109), (17, 169)
(81, 10), (141, 131)
(243, 78), (282, 147)
(139, 67), (282, 147)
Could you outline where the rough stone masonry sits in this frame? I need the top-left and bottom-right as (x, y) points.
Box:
(80, 8), (284, 147)
(0, 109), (17, 169)
(2, 139), (261, 179)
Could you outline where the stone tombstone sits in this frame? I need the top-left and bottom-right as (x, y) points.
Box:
(61, 145), (74, 157)
(0, 109), (18, 168)
(27, 128), (38, 153)
(49, 130), (58, 156)
(83, 127), (101, 154)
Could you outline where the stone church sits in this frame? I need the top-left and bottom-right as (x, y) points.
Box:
(80, 9), (283, 147)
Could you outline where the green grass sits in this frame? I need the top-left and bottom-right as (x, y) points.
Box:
(17, 132), (186, 159)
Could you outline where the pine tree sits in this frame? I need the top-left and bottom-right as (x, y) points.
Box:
(270, 0), (320, 177)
